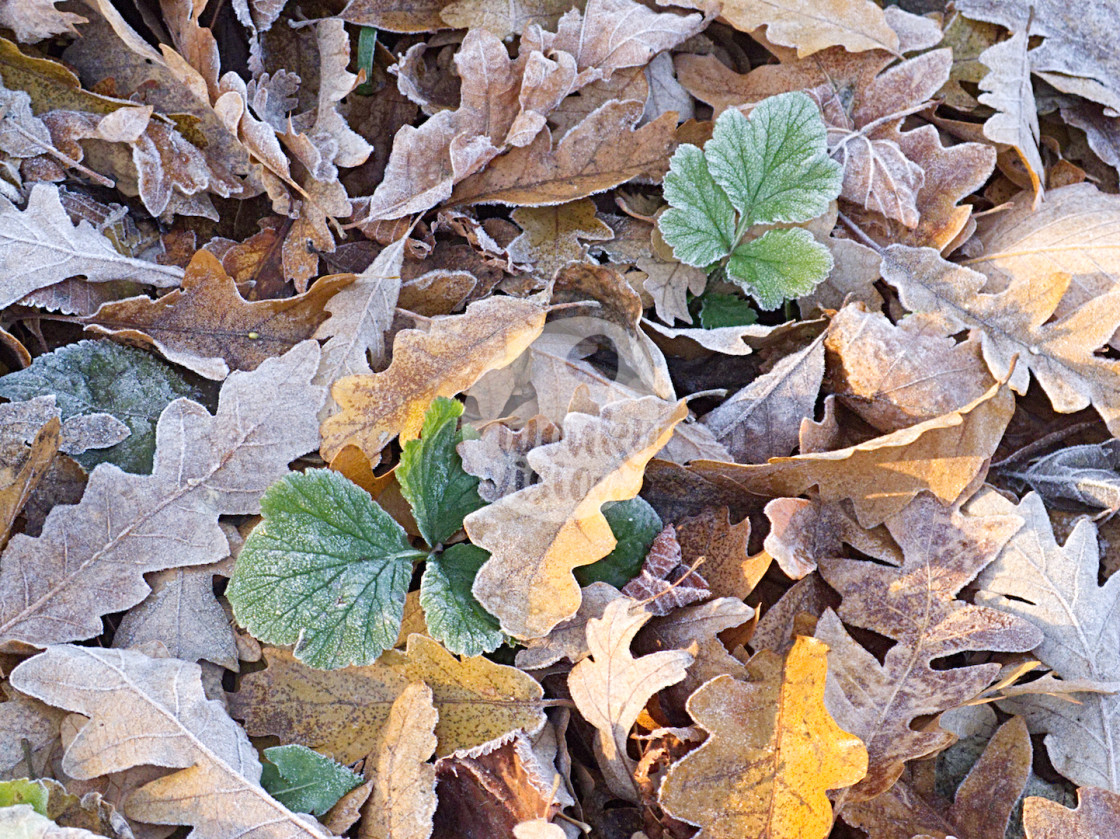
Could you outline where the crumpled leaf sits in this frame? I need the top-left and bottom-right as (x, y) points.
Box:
(1000, 441), (1120, 517)
(0, 0), (85, 43)
(693, 380), (1014, 527)
(620, 525), (709, 616)
(978, 29), (1045, 196)
(0, 184), (183, 310)
(419, 543), (504, 658)
(971, 489), (1120, 792)
(465, 396), (687, 638)
(659, 636), (868, 839)
(260, 744), (363, 817)
(9, 646), (331, 838)
(0, 805), (100, 839)
(359, 682), (438, 839)
(227, 469), (425, 670)
(1023, 786), (1120, 837)
(0, 341), (323, 650)
(0, 340), (199, 474)
(85, 250), (350, 380)
(321, 294), (547, 462)
(568, 597), (691, 800)
(881, 243), (1120, 436)
(457, 416), (561, 502)
(229, 637), (545, 763)
(815, 493), (1042, 801)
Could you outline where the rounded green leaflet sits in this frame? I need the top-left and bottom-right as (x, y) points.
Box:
(660, 143), (737, 268)
(728, 228), (834, 311)
(227, 469), (426, 670)
(419, 543), (505, 658)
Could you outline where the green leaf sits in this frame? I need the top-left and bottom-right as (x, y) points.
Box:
(419, 543), (505, 657)
(574, 497), (662, 588)
(698, 292), (758, 329)
(398, 397), (486, 547)
(0, 340), (199, 473)
(704, 93), (842, 227)
(728, 228), (834, 311)
(0, 780), (48, 815)
(226, 469), (426, 670)
(659, 144), (737, 268)
(260, 744), (363, 816)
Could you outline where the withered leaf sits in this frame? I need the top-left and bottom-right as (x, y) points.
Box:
(659, 636), (868, 839)
(464, 396), (687, 638)
(321, 294), (547, 462)
(0, 341), (323, 649)
(457, 415), (562, 503)
(978, 29), (1044, 196)
(568, 598), (691, 800)
(508, 199), (614, 280)
(0, 0), (85, 43)
(439, 0), (573, 38)
(620, 525), (709, 616)
(1023, 786), (1120, 838)
(713, 0), (898, 57)
(85, 250), (350, 380)
(675, 506), (769, 599)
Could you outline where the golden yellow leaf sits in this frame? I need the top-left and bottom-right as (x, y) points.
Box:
(359, 682), (438, 839)
(508, 199), (613, 280)
(320, 294), (547, 462)
(659, 636), (868, 839)
(465, 396), (687, 639)
(229, 637), (546, 764)
(712, 0), (898, 57)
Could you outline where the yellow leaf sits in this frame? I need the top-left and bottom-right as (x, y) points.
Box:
(465, 396), (687, 638)
(659, 636), (867, 839)
(320, 293), (547, 462)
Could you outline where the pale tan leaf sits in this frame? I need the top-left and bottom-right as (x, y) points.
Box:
(0, 805), (101, 839)
(465, 396), (687, 638)
(1023, 786), (1120, 838)
(229, 637), (546, 764)
(0, 0), (85, 43)
(10, 646), (330, 838)
(0, 687), (67, 780)
(882, 243), (1120, 435)
(568, 598), (691, 800)
(360, 682), (438, 839)
(0, 341), (323, 649)
(457, 416), (562, 503)
(321, 294), (547, 462)
(829, 129), (924, 228)
(514, 582), (624, 670)
(0, 184), (183, 310)
(439, 0), (573, 38)
(978, 29), (1045, 196)
(508, 199), (614, 280)
(513, 820), (567, 839)
(712, 0), (898, 57)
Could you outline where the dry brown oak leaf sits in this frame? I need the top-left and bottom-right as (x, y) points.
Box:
(692, 379), (1014, 528)
(464, 395), (687, 639)
(85, 250), (351, 380)
(9, 645), (332, 839)
(229, 636), (546, 764)
(320, 293), (547, 462)
(568, 598), (692, 801)
(814, 493), (1042, 802)
(659, 635), (868, 839)
(0, 340), (323, 650)
(881, 244), (1120, 437)
(1023, 787), (1120, 839)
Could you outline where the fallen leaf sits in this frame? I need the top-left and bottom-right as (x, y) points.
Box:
(659, 636), (868, 839)
(439, 0), (572, 39)
(620, 525), (709, 616)
(0, 341), (323, 649)
(978, 29), (1045, 197)
(514, 581), (624, 670)
(675, 506), (769, 599)
(339, 0), (451, 32)
(999, 441), (1120, 517)
(229, 637), (546, 763)
(1023, 786), (1120, 838)
(0, 0), (85, 43)
(321, 294), (547, 462)
(713, 0), (898, 57)
(0, 805), (101, 839)
(693, 380), (1014, 527)
(465, 396), (687, 638)
(508, 199), (614, 280)
(260, 744), (363, 817)
(0, 408), (58, 548)
(568, 598), (692, 800)
(85, 250), (350, 380)
(10, 645), (332, 838)
(457, 416), (562, 503)
(360, 682), (438, 839)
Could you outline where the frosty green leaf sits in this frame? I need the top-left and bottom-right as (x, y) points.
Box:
(658, 92), (841, 311)
(226, 469), (426, 670)
(698, 292), (758, 329)
(0, 340), (199, 474)
(398, 397), (485, 546)
(574, 497), (663, 588)
(419, 543), (505, 657)
(260, 744), (363, 816)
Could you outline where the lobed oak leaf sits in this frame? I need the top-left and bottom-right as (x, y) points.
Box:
(359, 682), (438, 839)
(228, 637), (546, 764)
(508, 199), (614, 280)
(1023, 786), (1120, 838)
(85, 250), (350, 380)
(0, 184), (183, 311)
(320, 293), (547, 462)
(439, 0), (573, 38)
(465, 396), (687, 638)
(457, 415), (562, 503)
(882, 244), (1120, 436)
(339, 0), (452, 32)
(816, 493), (1042, 801)
(977, 29), (1045, 197)
(710, 0), (898, 57)
(675, 506), (769, 599)
(10, 646), (331, 839)
(659, 636), (868, 839)
(693, 380), (1014, 527)
(621, 525), (709, 616)
(0, 341), (323, 650)
(568, 598), (692, 801)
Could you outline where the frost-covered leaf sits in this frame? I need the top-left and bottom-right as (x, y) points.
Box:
(398, 397), (485, 546)
(0, 342), (324, 650)
(0, 0), (86, 43)
(999, 441), (1120, 517)
(698, 292), (757, 329)
(419, 543), (505, 657)
(573, 497), (663, 589)
(659, 144), (736, 268)
(0, 340), (199, 474)
(227, 469), (426, 670)
(0, 805), (100, 839)
(728, 228), (834, 311)
(260, 744), (362, 816)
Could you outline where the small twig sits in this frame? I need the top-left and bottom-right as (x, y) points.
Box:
(991, 420), (1101, 469)
(836, 211), (882, 253)
(636, 554), (706, 610)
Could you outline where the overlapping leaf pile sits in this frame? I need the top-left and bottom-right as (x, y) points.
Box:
(2, 0), (1120, 837)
